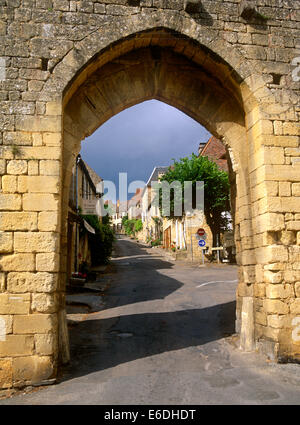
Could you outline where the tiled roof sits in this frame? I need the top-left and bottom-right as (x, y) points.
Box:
(199, 136), (228, 172)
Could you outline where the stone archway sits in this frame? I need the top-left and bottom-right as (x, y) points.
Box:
(0, 8), (299, 389)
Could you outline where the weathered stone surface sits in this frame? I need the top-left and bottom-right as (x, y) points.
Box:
(38, 212), (60, 232)
(0, 0), (299, 387)
(7, 272), (58, 293)
(34, 333), (57, 356)
(6, 160), (27, 175)
(0, 232), (13, 254)
(0, 194), (21, 211)
(0, 293), (30, 315)
(0, 212), (38, 231)
(18, 176), (60, 193)
(0, 254), (35, 272)
(31, 293), (57, 313)
(13, 314), (57, 334)
(36, 253), (60, 272)
(14, 232), (59, 253)
(0, 335), (34, 358)
(23, 194), (59, 211)
(12, 356), (54, 385)
(0, 359), (13, 389)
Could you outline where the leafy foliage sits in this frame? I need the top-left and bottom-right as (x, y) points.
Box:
(159, 153), (231, 244)
(81, 214), (115, 265)
(122, 215), (143, 236)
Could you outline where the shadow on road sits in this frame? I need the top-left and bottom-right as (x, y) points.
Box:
(59, 237), (236, 383)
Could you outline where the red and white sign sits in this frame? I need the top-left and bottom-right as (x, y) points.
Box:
(197, 228), (205, 236)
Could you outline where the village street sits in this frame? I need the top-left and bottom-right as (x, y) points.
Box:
(1, 236), (300, 405)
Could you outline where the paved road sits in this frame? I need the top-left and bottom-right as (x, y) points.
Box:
(2, 236), (300, 404)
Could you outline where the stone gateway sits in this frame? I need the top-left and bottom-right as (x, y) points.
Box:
(0, 0), (299, 389)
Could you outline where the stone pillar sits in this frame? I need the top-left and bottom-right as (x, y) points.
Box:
(0, 102), (63, 388)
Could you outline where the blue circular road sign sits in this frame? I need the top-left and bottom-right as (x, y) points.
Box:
(198, 239), (206, 247)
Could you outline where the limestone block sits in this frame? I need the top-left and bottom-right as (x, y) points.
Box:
(18, 176), (60, 193)
(287, 221), (300, 231)
(39, 160), (60, 176)
(0, 212), (38, 231)
(13, 313), (57, 334)
(15, 116), (61, 132)
(31, 293), (57, 313)
(0, 254), (35, 272)
(264, 270), (283, 284)
(252, 181), (278, 201)
(289, 246), (300, 263)
(290, 299), (300, 314)
(0, 293), (30, 314)
(2, 176), (17, 193)
(14, 232), (59, 253)
(36, 253), (60, 272)
(256, 245), (288, 264)
(255, 213), (284, 233)
(280, 231), (296, 245)
(264, 263), (285, 271)
(0, 315), (13, 334)
(15, 146), (61, 160)
(28, 160), (39, 175)
(34, 333), (57, 356)
(292, 183), (300, 197)
(3, 131), (32, 146)
(7, 160), (27, 175)
(12, 356), (54, 385)
(283, 122), (300, 135)
(295, 282), (300, 297)
(0, 232), (13, 253)
(255, 311), (267, 326)
(38, 212), (60, 232)
(45, 101), (62, 116)
(0, 160), (6, 176)
(0, 358), (12, 388)
(23, 194), (59, 211)
(254, 283), (265, 297)
(266, 284), (293, 299)
(0, 194), (21, 211)
(267, 314), (289, 329)
(0, 273), (5, 292)
(279, 182), (291, 197)
(0, 335), (34, 357)
(43, 133), (61, 146)
(263, 299), (289, 315)
(240, 296), (255, 351)
(32, 133), (43, 147)
(285, 148), (300, 157)
(7, 272), (58, 293)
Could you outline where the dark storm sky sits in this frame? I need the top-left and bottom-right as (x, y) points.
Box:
(80, 100), (211, 201)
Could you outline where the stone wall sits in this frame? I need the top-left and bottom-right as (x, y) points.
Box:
(0, 0), (299, 388)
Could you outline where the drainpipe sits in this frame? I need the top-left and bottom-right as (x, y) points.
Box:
(74, 154), (80, 273)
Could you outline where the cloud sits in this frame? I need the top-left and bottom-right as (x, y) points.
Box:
(80, 100), (211, 200)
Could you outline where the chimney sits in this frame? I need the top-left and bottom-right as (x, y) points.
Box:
(198, 142), (206, 154)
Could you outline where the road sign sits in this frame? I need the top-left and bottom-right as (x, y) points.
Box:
(197, 228), (205, 237)
(198, 239), (206, 247)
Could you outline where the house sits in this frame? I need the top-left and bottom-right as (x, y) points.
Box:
(198, 136), (228, 172)
(67, 154), (103, 280)
(127, 187), (144, 220)
(140, 166), (169, 243)
(111, 200), (128, 232)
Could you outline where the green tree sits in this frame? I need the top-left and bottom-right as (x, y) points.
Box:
(81, 214), (115, 265)
(159, 153), (230, 246)
(122, 215), (143, 237)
